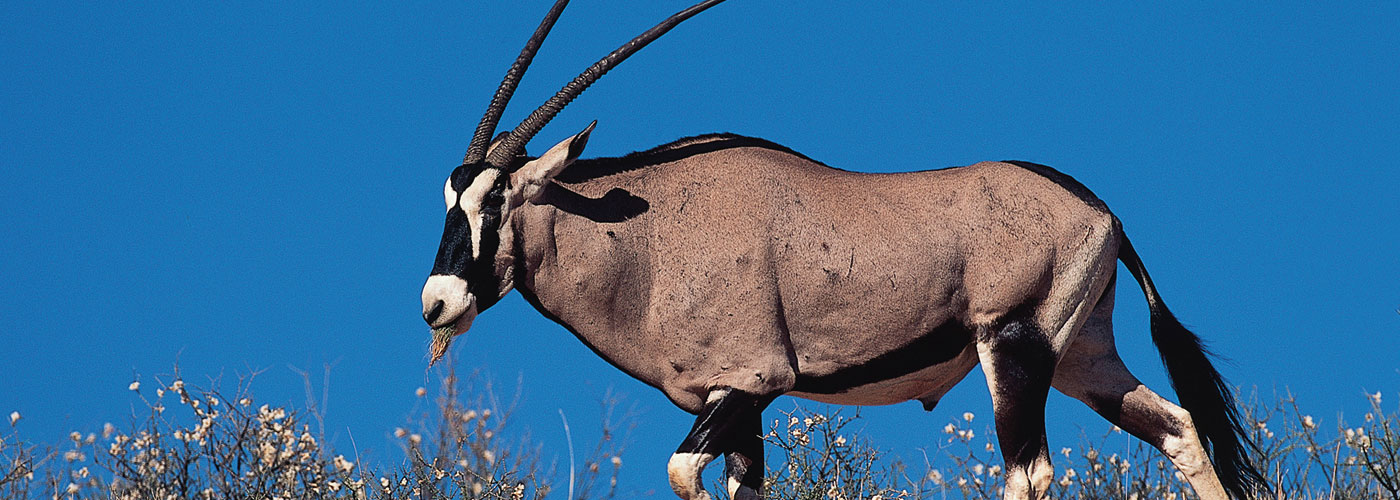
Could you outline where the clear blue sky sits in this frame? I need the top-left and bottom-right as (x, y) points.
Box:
(3, 1), (1397, 495)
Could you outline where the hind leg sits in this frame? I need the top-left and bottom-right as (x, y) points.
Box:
(977, 316), (1056, 500)
(1051, 284), (1230, 500)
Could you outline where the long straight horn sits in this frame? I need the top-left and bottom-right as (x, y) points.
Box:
(485, 0), (728, 168)
(462, 0), (572, 165)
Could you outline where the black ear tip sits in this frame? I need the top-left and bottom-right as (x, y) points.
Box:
(569, 121), (596, 157)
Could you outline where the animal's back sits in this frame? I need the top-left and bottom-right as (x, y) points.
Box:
(567, 134), (1116, 326)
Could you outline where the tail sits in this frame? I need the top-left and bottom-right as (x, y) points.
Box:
(1118, 234), (1267, 499)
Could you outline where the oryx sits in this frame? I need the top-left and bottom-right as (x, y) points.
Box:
(419, 1), (1266, 499)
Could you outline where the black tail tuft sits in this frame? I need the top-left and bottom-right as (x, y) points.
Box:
(1119, 235), (1267, 499)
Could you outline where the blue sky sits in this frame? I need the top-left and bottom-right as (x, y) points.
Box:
(2, 1), (1397, 495)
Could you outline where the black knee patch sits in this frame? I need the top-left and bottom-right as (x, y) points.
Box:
(728, 415), (765, 490)
(675, 390), (771, 457)
(987, 317), (1055, 467)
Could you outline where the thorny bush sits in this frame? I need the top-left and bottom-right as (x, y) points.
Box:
(3, 366), (1397, 500)
(0, 358), (626, 500)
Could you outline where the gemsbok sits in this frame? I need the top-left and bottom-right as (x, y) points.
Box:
(418, 1), (1266, 499)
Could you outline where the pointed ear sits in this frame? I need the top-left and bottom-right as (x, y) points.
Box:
(511, 121), (595, 203)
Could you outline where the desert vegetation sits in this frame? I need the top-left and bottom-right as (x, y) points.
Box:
(3, 359), (1396, 499)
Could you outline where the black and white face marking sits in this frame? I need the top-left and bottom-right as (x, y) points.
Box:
(422, 163), (513, 333)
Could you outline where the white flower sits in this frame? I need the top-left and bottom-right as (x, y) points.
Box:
(1370, 392), (1382, 404)
(380, 477), (391, 489)
(833, 435), (847, 446)
(128, 381), (140, 392)
(415, 387), (427, 398)
(394, 428), (407, 438)
(985, 442), (995, 452)
(943, 423), (956, 434)
(409, 434), (422, 445)
(9, 411), (19, 426)
(611, 456), (622, 467)
(1303, 415), (1316, 429)
(972, 464), (984, 476)
(1061, 447), (1072, 458)
(988, 465), (1001, 476)
(963, 412), (974, 422)
(334, 455), (355, 473)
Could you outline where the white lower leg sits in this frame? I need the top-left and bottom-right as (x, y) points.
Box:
(725, 452), (759, 500)
(667, 452), (717, 500)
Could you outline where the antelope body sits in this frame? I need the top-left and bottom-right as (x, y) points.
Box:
(418, 2), (1266, 499)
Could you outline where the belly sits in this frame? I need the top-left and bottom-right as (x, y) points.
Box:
(786, 345), (979, 407)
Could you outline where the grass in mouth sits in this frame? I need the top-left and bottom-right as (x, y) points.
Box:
(429, 324), (456, 365)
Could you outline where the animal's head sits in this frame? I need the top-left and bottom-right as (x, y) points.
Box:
(420, 0), (727, 363)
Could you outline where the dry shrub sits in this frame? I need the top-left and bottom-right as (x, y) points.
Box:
(751, 389), (1400, 500)
(0, 358), (626, 500)
(3, 364), (1396, 500)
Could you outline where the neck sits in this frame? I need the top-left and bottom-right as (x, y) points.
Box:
(509, 198), (562, 299)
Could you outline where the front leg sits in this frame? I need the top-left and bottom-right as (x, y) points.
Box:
(724, 412), (764, 500)
(668, 388), (771, 500)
